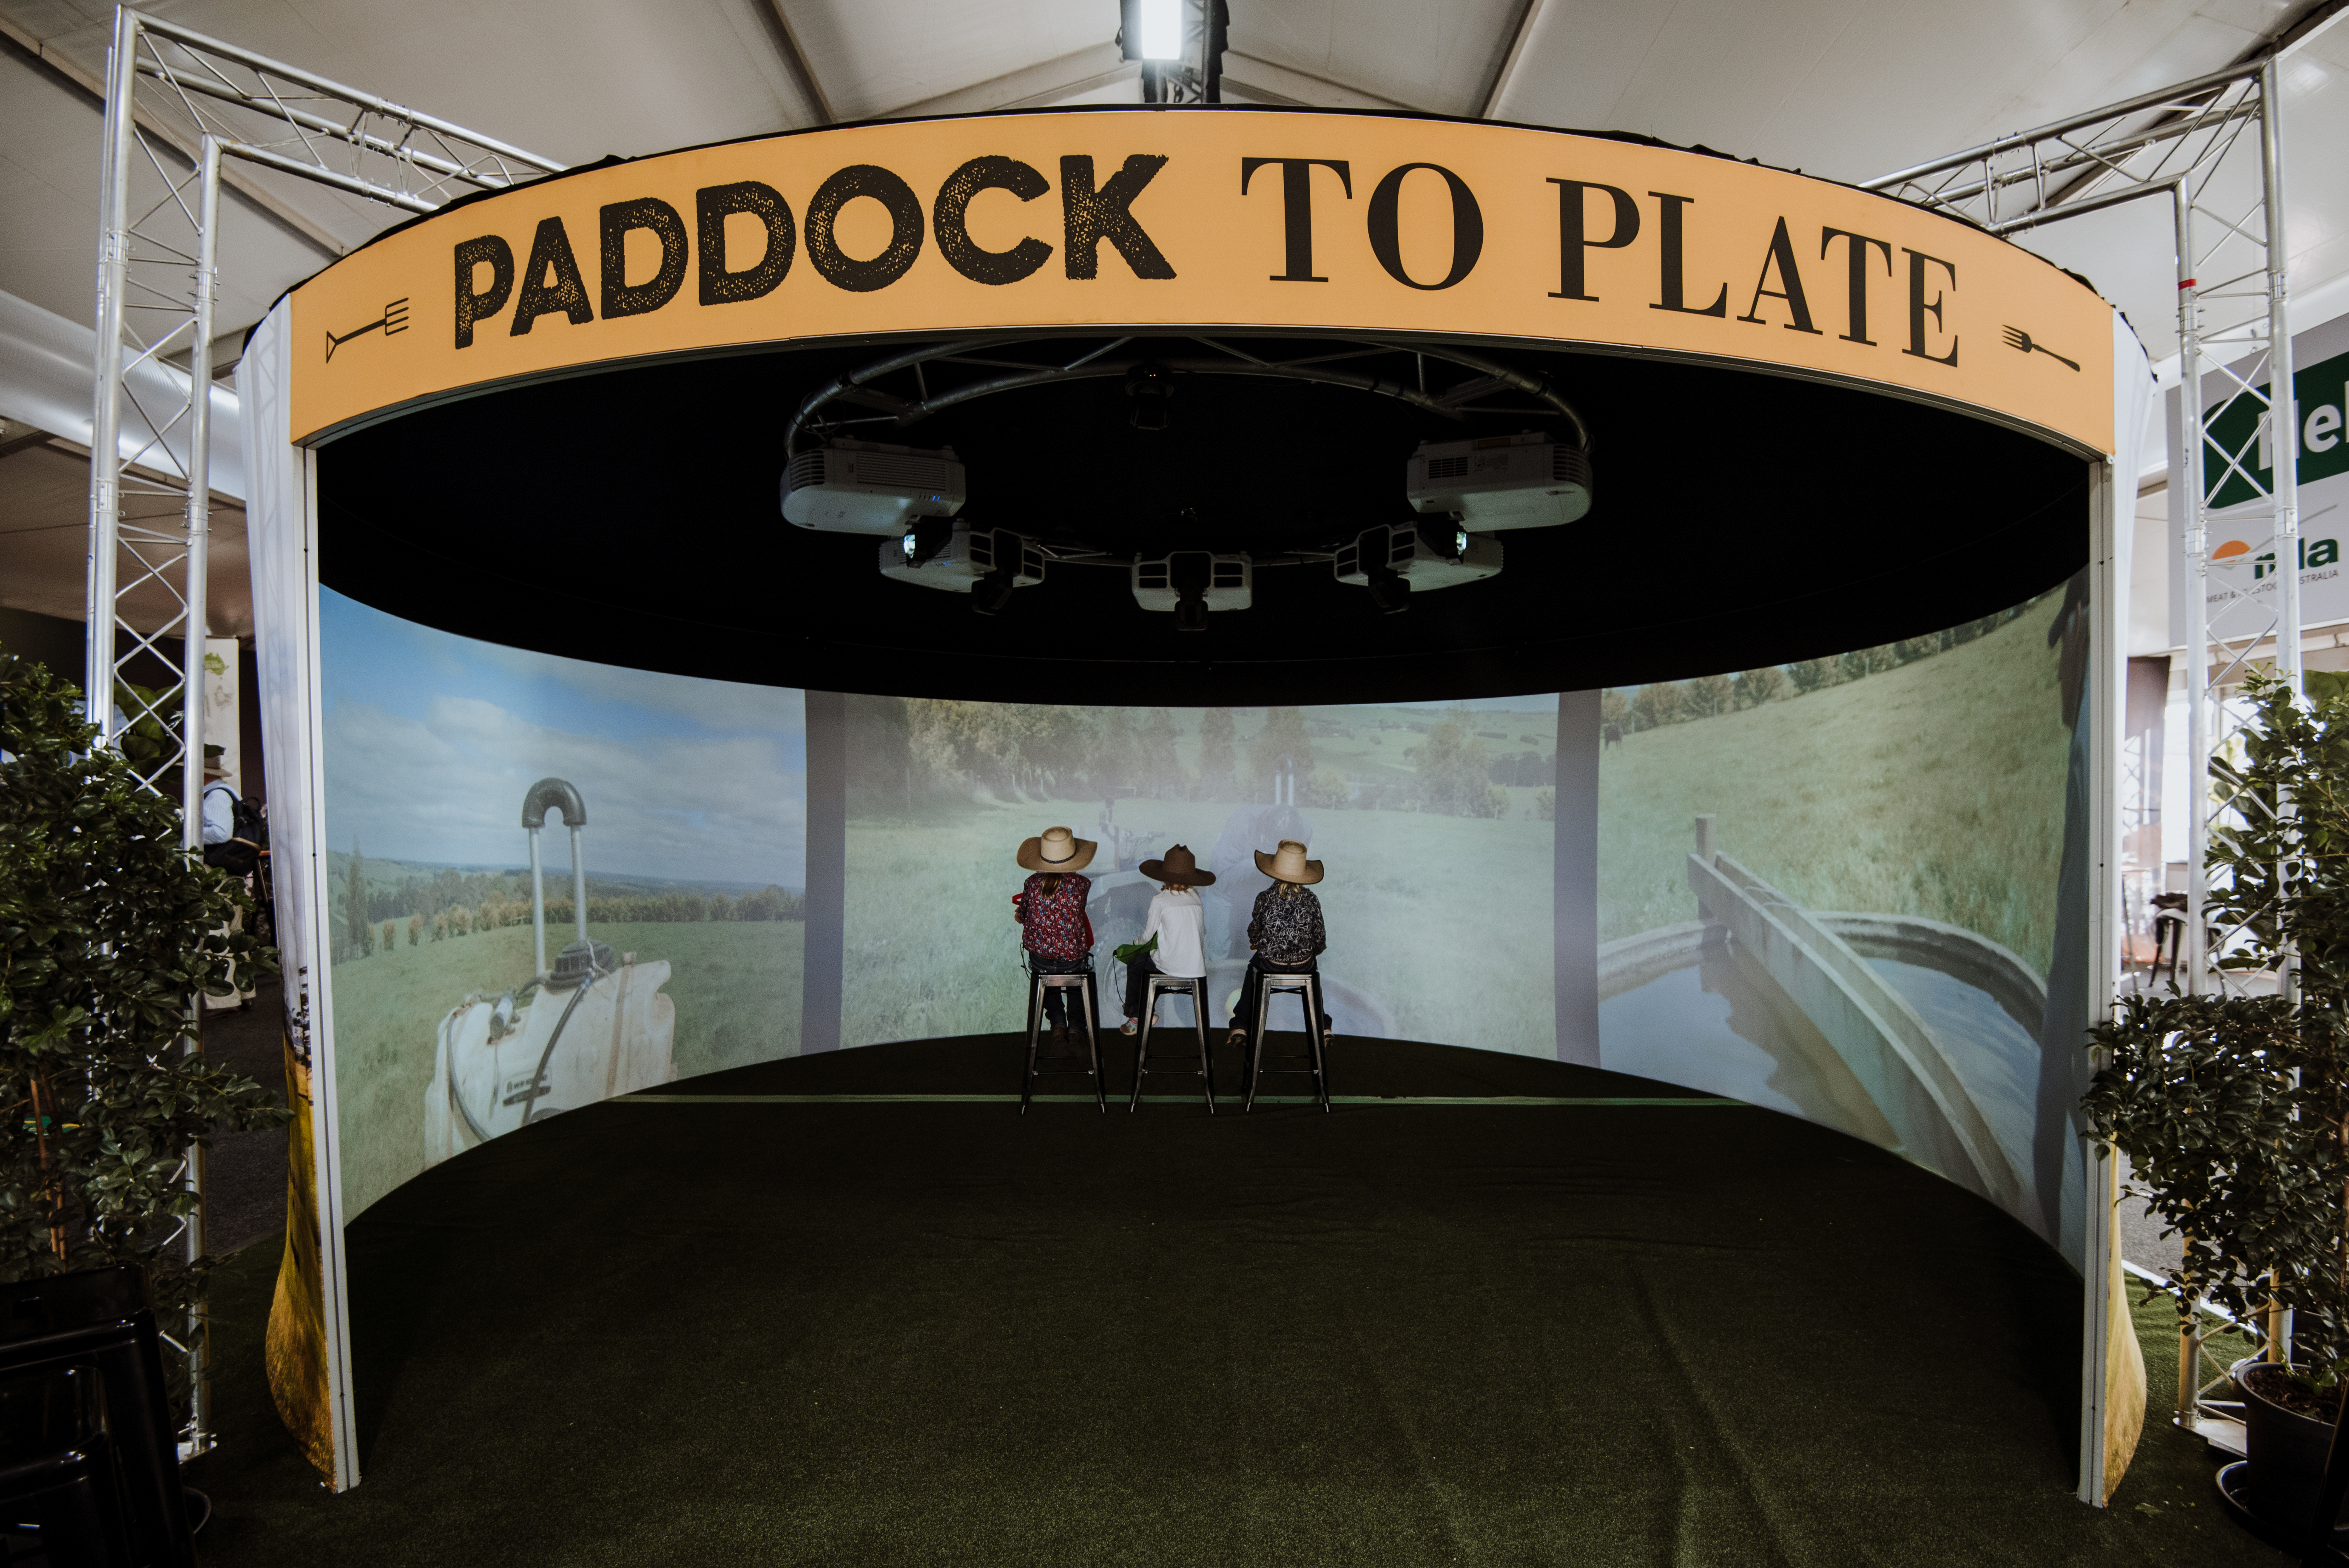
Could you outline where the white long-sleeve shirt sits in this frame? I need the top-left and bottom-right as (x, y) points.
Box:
(1140, 886), (1206, 978)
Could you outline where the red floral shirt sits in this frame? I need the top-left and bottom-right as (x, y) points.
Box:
(1018, 872), (1094, 960)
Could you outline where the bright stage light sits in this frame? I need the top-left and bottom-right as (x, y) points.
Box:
(1138, 0), (1183, 60)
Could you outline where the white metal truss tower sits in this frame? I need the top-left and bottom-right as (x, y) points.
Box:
(1870, 20), (2340, 1472)
(85, 3), (562, 1456)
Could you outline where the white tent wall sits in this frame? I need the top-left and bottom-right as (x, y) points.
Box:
(236, 296), (360, 1492)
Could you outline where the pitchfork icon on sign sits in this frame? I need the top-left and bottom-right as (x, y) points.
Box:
(327, 298), (409, 362)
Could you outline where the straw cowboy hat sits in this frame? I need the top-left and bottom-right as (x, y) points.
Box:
(1253, 839), (1323, 884)
(1138, 843), (1216, 886)
(1017, 825), (1098, 873)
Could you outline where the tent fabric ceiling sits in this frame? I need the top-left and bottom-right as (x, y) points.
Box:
(3, 0), (2347, 364)
(2, 0), (2346, 638)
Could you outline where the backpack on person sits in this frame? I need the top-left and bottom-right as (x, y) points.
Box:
(202, 786), (267, 877)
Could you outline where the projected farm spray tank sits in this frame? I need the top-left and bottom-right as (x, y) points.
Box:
(422, 778), (676, 1165)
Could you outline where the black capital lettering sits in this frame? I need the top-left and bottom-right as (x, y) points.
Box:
(599, 197), (688, 320)
(1903, 248), (1959, 366)
(1547, 179), (1638, 301)
(453, 235), (513, 348)
(1060, 154), (1175, 279)
(1240, 157), (1352, 282)
(697, 182), (795, 305)
(807, 165), (925, 293)
(933, 156), (1054, 285)
(510, 217), (593, 336)
(1736, 217), (1822, 334)
(1366, 164), (1483, 291)
(1647, 193), (1727, 317)
(1820, 227), (1892, 345)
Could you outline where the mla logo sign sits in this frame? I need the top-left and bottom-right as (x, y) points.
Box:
(2212, 535), (2341, 578)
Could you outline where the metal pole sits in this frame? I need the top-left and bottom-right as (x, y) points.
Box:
(85, 5), (140, 733)
(182, 135), (218, 853)
(176, 135), (221, 1460)
(2259, 60), (2303, 1064)
(2178, 177), (2210, 997)
(569, 825), (588, 945)
(2262, 57), (2302, 701)
(529, 827), (547, 976)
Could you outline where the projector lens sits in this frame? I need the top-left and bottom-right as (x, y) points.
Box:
(901, 531), (918, 559)
(1454, 528), (1468, 556)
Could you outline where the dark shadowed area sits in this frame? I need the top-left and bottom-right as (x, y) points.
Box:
(183, 1036), (2271, 1567)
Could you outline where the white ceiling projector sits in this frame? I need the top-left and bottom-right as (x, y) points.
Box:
(783, 439), (967, 535)
(1406, 432), (1591, 530)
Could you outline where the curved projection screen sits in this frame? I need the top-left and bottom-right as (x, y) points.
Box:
(320, 590), (809, 1220)
(320, 579), (2084, 1250)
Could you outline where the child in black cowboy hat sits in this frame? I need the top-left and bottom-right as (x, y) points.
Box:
(1120, 844), (1214, 1035)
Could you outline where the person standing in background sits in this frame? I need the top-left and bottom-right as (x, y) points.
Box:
(1228, 839), (1330, 1047)
(199, 744), (261, 1008)
(1014, 825), (1097, 1054)
(1121, 844), (1214, 1035)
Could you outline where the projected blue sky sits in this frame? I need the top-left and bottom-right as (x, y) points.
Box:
(319, 590), (807, 887)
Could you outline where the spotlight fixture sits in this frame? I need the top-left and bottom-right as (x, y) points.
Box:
(1365, 570), (1411, 615)
(782, 439), (966, 534)
(1406, 431), (1591, 530)
(1133, 550), (1250, 628)
(1126, 364), (1175, 432)
(971, 570), (1018, 617)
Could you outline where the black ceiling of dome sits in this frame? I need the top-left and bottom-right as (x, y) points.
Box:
(318, 333), (2087, 705)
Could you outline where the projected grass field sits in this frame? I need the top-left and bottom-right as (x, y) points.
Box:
(327, 920), (802, 1219)
(843, 802), (1554, 1054)
(1597, 593), (2070, 974)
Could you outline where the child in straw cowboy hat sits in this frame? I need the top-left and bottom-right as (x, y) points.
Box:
(1120, 844), (1214, 1035)
(1013, 825), (1097, 1053)
(1227, 839), (1331, 1048)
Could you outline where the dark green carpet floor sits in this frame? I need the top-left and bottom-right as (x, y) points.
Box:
(182, 1035), (2281, 1566)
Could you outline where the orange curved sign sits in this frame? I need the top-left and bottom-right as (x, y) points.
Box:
(289, 109), (2115, 452)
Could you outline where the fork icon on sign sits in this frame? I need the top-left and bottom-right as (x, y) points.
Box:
(2001, 325), (2079, 372)
(326, 298), (410, 362)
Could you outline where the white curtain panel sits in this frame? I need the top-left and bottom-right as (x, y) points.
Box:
(235, 297), (361, 1491)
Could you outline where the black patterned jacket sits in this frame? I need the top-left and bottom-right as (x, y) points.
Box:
(1246, 886), (1326, 966)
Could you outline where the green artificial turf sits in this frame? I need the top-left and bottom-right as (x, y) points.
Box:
(183, 1036), (2283, 1567)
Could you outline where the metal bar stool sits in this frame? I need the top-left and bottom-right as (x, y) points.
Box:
(1129, 974), (1214, 1114)
(1021, 963), (1106, 1114)
(1243, 970), (1330, 1113)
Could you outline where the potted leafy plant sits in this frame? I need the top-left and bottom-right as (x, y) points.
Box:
(2086, 671), (2349, 1538)
(1, 645), (287, 1420)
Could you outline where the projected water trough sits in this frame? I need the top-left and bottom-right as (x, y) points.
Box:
(1599, 821), (2045, 1219)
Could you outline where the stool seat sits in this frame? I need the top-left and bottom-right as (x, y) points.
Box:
(1130, 974), (1214, 1114)
(1021, 964), (1106, 1114)
(1243, 970), (1330, 1114)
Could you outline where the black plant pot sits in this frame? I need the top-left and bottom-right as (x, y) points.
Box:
(2232, 1361), (2349, 1538)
